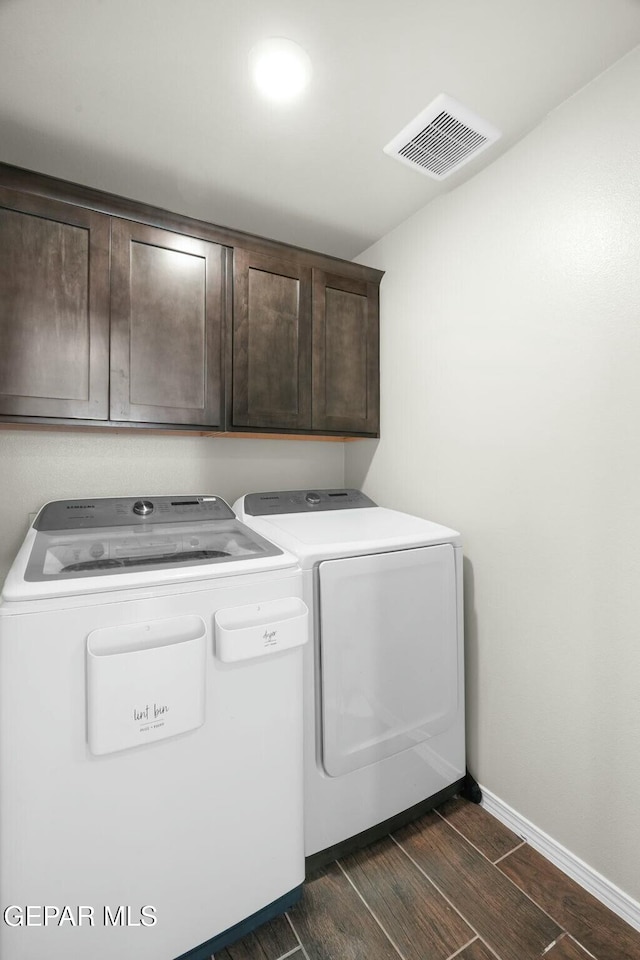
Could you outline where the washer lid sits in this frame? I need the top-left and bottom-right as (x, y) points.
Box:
(2, 496), (298, 602)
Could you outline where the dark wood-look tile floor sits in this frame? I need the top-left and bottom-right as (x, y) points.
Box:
(213, 797), (640, 960)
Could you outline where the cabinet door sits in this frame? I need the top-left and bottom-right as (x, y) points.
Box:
(312, 271), (379, 435)
(232, 249), (311, 430)
(110, 220), (225, 426)
(0, 187), (110, 419)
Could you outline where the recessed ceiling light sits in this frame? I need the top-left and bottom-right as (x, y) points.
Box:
(249, 37), (312, 103)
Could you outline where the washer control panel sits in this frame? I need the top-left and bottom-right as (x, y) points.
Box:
(244, 489), (376, 516)
(34, 496), (235, 531)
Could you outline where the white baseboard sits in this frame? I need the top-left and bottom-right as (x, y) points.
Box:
(480, 785), (640, 933)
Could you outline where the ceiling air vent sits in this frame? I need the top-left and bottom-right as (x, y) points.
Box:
(384, 94), (501, 180)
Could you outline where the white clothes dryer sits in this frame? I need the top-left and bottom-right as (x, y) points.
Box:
(0, 495), (308, 960)
(234, 489), (465, 861)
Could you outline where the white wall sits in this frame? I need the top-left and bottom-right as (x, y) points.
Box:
(347, 47), (640, 901)
(0, 430), (344, 585)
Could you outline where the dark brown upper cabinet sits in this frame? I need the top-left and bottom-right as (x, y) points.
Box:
(312, 270), (379, 435)
(109, 220), (226, 427)
(232, 251), (380, 436)
(0, 187), (110, 420)
(0, 163), (382, 438)
(232, 249), (312, 431)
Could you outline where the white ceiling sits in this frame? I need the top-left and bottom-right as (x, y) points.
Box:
(1, 0), (640, 260)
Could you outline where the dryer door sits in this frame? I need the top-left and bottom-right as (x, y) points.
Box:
(318, 544), (458, 777)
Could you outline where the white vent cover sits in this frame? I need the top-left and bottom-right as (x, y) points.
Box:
(384, 94), (501, 180)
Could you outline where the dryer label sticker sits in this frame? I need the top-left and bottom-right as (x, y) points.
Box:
(263, 628), (278, 647)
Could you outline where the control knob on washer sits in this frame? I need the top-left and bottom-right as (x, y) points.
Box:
(305, 492), (321, 505)
(133, 499), (154, 516)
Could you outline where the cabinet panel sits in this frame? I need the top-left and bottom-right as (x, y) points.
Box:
(0, 188), (109, 419)
(110, 220), (225, 426)
(232, 249), (311, 430)
(312, 271), (379, 435)
(129, 243), (206, 410)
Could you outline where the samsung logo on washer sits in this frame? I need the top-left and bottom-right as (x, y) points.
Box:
(3, 905), (157, 927)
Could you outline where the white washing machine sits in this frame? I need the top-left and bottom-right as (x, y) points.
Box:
(234, 488), (465, 859)
(0, 495), (308, 960)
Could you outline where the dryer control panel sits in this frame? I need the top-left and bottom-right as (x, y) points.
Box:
(244, 489), (376, 516)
